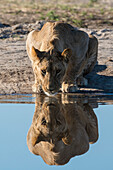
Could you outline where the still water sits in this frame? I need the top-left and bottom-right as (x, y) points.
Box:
(0, 94), (113, 170)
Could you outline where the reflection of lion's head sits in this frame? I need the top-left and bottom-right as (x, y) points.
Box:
(27, 95), (98, 165)
(29, 97), (70, 145)
(30, 46), (71, 96)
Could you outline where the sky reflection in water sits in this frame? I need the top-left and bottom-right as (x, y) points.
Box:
(0, 95), (113, 170)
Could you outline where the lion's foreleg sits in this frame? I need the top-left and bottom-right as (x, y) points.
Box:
(83, 35), (98, 76)
(77, 35), (98, 86)
(62, 54), (90, 92)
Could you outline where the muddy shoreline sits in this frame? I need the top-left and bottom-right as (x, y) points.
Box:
(0, 0), (113, 95)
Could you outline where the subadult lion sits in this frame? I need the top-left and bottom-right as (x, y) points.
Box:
(26, 22), (98, 96)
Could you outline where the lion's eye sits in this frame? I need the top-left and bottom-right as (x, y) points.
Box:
(56, 69), (61, 75)
(41, 117), (46, 125)
(41, 69), (46, 76)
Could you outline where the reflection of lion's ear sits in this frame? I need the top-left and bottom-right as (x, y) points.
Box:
(61, 48), (72, 63)
(62, 130), (72, 145)
(27, 127), (39, 155)
(32, 132), (44, 146)
(27, 127), (44, 147)
(27, 127), (45, 156)
(30, 46), (44, 63)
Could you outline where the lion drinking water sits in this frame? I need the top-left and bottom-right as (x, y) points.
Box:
(26, 22), (98, 96)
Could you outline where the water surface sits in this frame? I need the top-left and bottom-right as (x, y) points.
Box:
(0, 94), (113, 170)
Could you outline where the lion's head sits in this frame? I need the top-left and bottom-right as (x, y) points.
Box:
(30, 46), (72, 96)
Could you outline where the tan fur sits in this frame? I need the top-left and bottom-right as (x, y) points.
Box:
(26, 22), (98, 95)
(27, 95), (98, 165)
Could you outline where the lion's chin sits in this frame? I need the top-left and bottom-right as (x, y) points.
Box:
(44, 91), (58, 96)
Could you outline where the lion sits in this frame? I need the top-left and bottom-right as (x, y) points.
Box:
(27, 95), (98, 165)
(26, 22), (98, 96)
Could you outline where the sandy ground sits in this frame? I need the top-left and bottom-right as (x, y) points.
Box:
(0, 0), (113, 94)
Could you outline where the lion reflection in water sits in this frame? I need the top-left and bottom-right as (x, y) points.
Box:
(27, 95), (98, 165)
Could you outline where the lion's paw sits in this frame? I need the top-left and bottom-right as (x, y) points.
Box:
(62, 82), (78, 93)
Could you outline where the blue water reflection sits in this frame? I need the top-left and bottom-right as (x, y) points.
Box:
(0, 98), (113, 170)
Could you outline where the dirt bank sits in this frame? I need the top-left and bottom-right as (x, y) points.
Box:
(0, 0), (113, 94)
(0, 21), (113, 94)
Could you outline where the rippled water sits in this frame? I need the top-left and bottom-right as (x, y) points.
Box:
(0, 94), (113, 170)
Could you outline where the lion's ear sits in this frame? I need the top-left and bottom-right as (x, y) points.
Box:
(61, 48), (72, 63)
(62, 130), (72, 145)
(30, 46), (44, 63)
